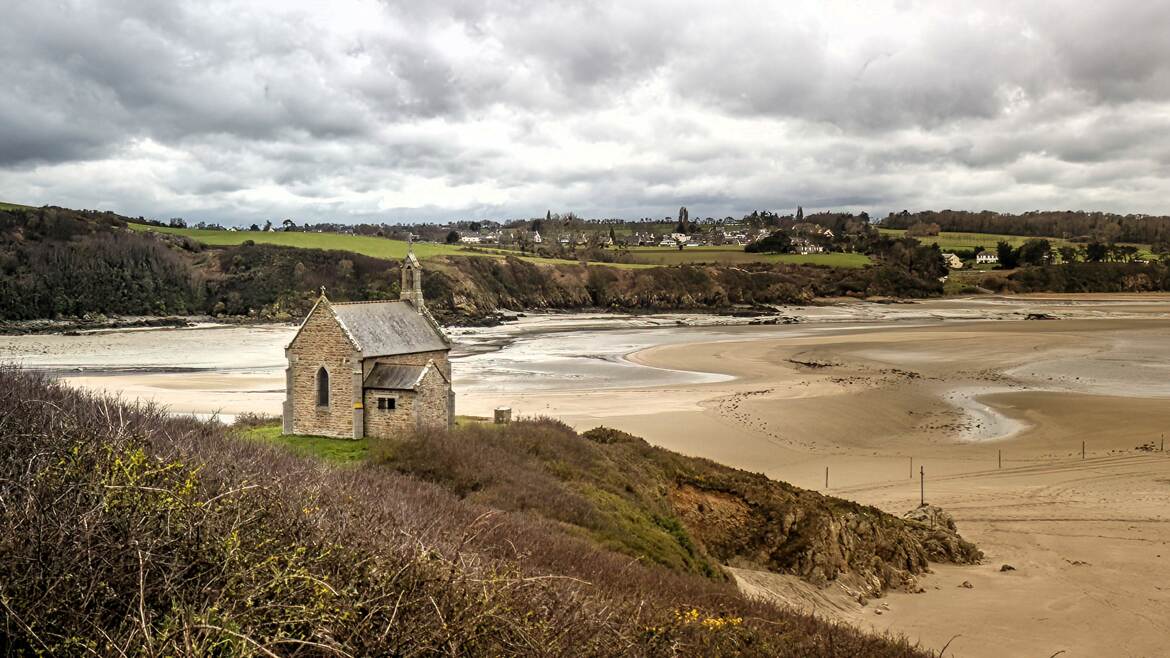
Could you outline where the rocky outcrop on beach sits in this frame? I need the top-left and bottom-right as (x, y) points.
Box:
(376, 420), (983, 601)
(903, 503), (957, 531)
(901, 503), (982, 563)
(669, 479), (981, 596)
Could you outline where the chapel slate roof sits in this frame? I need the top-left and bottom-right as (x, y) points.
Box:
(363, 363), (429, 390)
(331, 300), (449, 357)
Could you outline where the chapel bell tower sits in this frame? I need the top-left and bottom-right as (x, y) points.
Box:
(400, 242), (424, 310)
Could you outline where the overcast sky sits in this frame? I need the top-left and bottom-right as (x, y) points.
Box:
(3, 0), (1170, 225)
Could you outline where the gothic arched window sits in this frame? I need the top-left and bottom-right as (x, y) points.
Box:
(316, 367), (329, 407)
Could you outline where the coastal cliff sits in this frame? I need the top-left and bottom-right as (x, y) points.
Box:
(1, 205), (943, 328)
(421, 254), (940, 324)
(369, 421), (981, 598)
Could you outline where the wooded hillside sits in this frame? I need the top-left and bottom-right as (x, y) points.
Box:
(0, 206), (947, 324)
(880, 209), (1170, 246)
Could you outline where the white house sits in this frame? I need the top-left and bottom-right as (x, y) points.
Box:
(531, 230), (542, 244)
(942, 253), (964, 269)
(792, 238), (824, 254)
(976, 252), (999, 265)
(459, 235), (482, 244)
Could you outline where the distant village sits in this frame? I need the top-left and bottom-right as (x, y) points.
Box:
(140, 204), (1151, 271)
(151, 205), (894, 258)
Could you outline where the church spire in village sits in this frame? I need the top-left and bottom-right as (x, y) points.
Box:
(400, 238), (424, 310)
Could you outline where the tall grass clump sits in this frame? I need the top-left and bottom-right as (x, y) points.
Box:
(0, 368), (934, 656)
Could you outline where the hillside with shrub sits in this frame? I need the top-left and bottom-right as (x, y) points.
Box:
(0, 368), (953, 656)
(0, 206), (206, 320)
(993, 261), (1170, 294)
(15, 203), (1170, 326)
(358, 421), (981, 592)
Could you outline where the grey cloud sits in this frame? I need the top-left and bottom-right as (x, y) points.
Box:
(3, 0), (1170, 221)
(1022, 3), (1170, 102)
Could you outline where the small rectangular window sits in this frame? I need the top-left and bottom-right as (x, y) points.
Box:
(386, 398), (396, 410)
(377, 398), (386, 410)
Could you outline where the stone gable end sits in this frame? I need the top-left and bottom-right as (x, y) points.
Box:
(362, 363), (450, 438)
(414, 364), (451, 432)
(286, 303), (359, 438)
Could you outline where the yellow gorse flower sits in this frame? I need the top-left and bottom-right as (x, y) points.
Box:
(675, 608), (743, 631)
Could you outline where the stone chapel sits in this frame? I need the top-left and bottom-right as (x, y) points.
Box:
(282, 249), (453, 439)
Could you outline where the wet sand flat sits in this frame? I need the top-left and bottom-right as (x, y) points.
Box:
(529, 311), (1170, 657)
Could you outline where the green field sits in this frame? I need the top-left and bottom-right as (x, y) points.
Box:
(0, 201), (31, 211)
(879, 227), (1078, 251)
(128, 223), (475, 259)
(879, 227), (1153, 257)
(128, 223), (637, 267)
(129, 223), (869, 269)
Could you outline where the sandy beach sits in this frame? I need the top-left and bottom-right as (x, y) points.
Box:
(5, 295), (1170, 655)
(468, 301), (1170, 658)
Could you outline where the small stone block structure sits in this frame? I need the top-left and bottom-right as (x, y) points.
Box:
(283, 251), (453, 439)
(494, 407), (512, 424)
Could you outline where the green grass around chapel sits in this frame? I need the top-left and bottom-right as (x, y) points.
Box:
(237, 422), (369, 463)
(0, 201), (32, 211)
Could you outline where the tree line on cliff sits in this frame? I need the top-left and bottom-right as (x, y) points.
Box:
(0, 206), (947, 323)
(9, 204), (1170, 325)
(880, 209), (1170, 248)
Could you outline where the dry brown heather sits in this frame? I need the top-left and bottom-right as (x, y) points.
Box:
(0, 368), (937, 657)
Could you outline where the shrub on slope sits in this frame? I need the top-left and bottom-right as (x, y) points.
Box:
(0, 369), (933, 657)
(373, 422), (981, 596)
